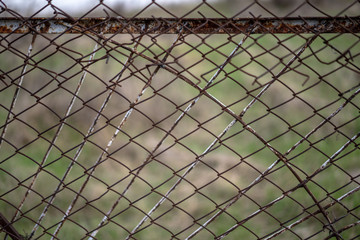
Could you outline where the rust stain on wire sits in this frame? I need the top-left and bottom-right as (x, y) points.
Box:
(0, 17), (359, 34)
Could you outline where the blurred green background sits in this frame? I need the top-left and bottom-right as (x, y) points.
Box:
(0, 0), (359, 239)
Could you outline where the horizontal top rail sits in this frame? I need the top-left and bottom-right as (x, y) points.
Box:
(0, 17), (359, 34)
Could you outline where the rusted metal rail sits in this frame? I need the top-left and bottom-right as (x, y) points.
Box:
(0, 17), (359, 34)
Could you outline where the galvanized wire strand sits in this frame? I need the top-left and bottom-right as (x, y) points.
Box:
(128, 117), (237, 239)
(174, 59), (344, 239)
(279, 185), (360, 240)
(324, 220), (360, 240)
(29, 36), (140, 239)
(1, 36), (37, 240)
(48, 36), (145, 239)
(20, 39), (101, 238)
(263, 132), (360, 240)
(208, 85), (360, 239)
(87, 25), (186, 240)
(3, 21), (212, 239)
(203, 62), (360, 240)
(0, 34), (37, 150)
(0, 39), (138, 236)
(192, 44), (360, 240)
(184, 35), (319, 240)
(125, 31), (254, 239)
(239, 35), (317, 118)
(228, 45), (360, 240)
(218, 131), (360, 240)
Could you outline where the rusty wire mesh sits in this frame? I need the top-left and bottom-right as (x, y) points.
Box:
(0, 0), (360, 239)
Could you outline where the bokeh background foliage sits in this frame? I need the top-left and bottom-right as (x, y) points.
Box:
(0, 0), (359, 239)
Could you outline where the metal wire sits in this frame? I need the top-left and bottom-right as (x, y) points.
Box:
(0, 1), (359, 240)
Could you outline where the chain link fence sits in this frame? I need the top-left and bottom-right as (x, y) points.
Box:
(0, 0), (359, 239)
